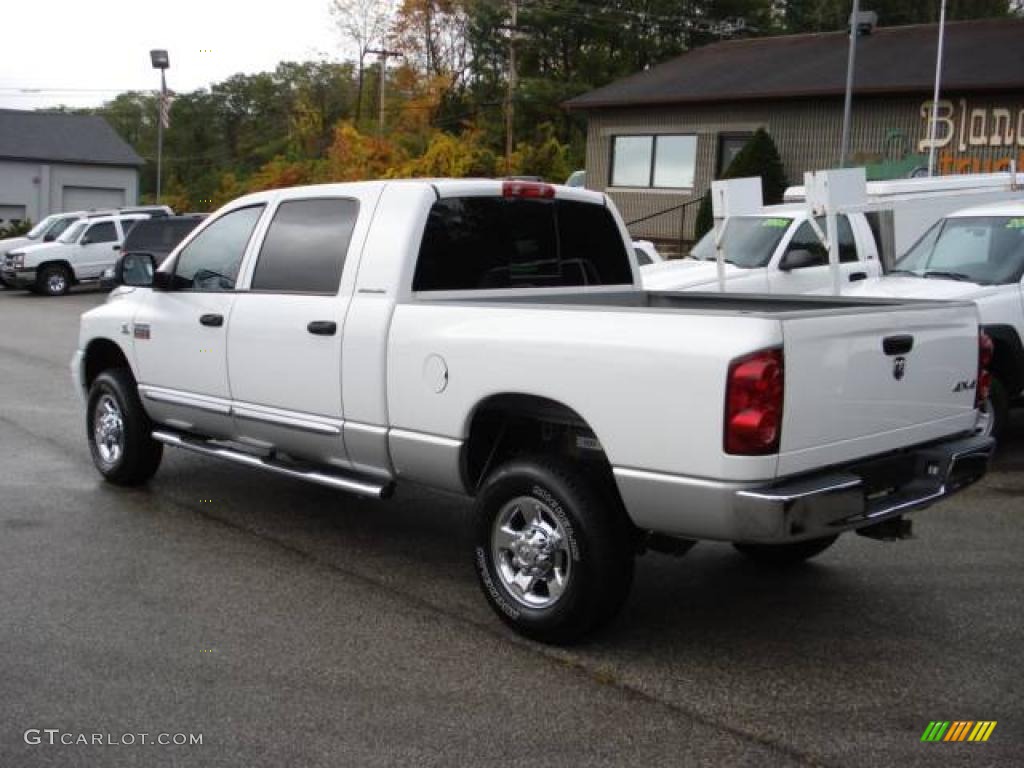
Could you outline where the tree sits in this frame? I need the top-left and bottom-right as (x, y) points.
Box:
(694, 128), (788, 238)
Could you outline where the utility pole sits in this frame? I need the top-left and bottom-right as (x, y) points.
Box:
(366, 47), (402, 135)
(926, 0), (948, 176)
(505, 0), (518, 170)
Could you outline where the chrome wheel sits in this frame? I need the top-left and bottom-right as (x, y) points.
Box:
(93, 394), (124, 465)
(46, 272), (67, 294)
(491, 496), (572, 609)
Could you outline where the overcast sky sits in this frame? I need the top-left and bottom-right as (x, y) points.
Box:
(1, 0), (344, 110)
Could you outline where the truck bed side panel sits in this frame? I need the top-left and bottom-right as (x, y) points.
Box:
(386, 303), (782, 487)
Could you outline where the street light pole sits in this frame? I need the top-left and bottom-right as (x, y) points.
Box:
(839, 0), (861, 168)
(927, 0), (948, 176)
(150, 49), (170, 203)
(157, 69), (166, 201)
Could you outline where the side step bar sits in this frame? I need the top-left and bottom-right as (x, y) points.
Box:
(152, 430), (394, 500)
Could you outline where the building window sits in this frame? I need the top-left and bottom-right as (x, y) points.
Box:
(611, 134), (696, 189)
(717, 133), (753, 176)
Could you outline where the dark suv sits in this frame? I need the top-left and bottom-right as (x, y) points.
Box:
(120, 215), (206, 264)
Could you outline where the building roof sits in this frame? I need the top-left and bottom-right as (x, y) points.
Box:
(0, 109), (143, 166)
(565, 18), (1024, 110)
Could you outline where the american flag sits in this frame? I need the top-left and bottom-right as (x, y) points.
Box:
(159, 93), (173, 130)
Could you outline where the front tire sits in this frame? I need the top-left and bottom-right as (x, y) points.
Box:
(87, 368), (163, 486)
(733, 534), (838, 567)
(37, 264), (71, 296)
(474, 456), (635, 644)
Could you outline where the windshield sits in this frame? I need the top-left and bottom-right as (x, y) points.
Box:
(59, 221), (88, 243)
(26, 215), (57, 239)
(46, 217), (76, 240)
(893, 216), (1024, 285)
(689, 216), (792, 268)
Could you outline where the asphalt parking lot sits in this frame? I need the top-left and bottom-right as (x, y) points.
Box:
(1, 287), (1022, 767)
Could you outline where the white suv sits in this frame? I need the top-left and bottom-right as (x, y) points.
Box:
(3, 214), (148, 296)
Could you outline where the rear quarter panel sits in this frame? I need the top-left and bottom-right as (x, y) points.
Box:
(386, 302), (782, 484)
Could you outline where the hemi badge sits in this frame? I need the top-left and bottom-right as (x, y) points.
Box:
(133, 323), (151, 340)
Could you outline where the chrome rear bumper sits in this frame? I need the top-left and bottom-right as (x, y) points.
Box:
(615, 434), (995, 543)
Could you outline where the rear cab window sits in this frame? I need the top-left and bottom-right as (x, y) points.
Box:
(413, 196), (633, 292)
(250, 198), (359, 294)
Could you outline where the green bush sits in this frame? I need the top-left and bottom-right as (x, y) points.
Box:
(0, 219), (32, 239)
(694, 128), (788, 239)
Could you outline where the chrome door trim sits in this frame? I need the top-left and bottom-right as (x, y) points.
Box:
(139, 385), (233, 415)
(232, 402), (342, 436)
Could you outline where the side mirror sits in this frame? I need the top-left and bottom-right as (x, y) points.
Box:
(43, 233), (56, 242)
(106, 252), (158, 289)
(779, 248), (822, 272)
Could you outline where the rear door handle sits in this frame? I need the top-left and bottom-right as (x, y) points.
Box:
(199, 313), (224, 327)
(307, 320), (337, 336)
(883, 334), (914, 356)
(849, 271), (868, 282)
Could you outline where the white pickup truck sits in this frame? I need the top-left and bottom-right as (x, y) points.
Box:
(845, 199), (1024, 438)
(3, 213), (148, 296)
(642, 203), (884, 293)
(73, 179), (993, 643)
(642, 171), (1024, 294)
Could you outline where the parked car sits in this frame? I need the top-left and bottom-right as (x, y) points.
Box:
(0, 205), (175, 288)
(641, 204), (884, 292)
(3, 214), (149, 296)
(643, 171), (1024, 293)
(75, 180), (993, 643)
(1, 212), (87, 286)
(120, 214), (206, 262)
(843, 199), (1024, 438)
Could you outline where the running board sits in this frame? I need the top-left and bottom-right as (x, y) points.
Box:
(152, 430), (393, 499)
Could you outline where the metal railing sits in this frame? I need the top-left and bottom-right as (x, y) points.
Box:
(624, 195), (704, 257)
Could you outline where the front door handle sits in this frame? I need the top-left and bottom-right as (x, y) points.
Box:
(849, 271), (868, 282)
(199, 313), (224, 327)
(307, 320), (337, 336)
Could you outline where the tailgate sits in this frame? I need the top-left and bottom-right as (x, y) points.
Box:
(777, 302), (980, 476)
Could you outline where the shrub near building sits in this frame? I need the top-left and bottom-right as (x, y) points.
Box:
(695, 129), (789, 240)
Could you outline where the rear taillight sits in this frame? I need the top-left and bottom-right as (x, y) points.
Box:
(977, 332), (993, 406)
(502, 180), (555, 199)
(725, 348), (784, 455)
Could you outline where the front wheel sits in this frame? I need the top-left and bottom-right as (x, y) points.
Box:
(37, 264), (71, 296)
(474, 456), (635, 644)
(87, 368), (163, 486)
(733, 535), (838, 567)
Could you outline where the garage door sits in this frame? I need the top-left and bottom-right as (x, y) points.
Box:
(0, 204), (27, 225)
(61, 186), (125, 212)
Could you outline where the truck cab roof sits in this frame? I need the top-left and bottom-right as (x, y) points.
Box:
(944, 198), (1024, 218)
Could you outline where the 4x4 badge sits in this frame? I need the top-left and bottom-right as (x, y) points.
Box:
(893, 356), (906, 380)
(133, 323), (151, 340)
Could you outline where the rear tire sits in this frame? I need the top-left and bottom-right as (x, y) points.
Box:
(87, 368), (163, 486)
(473, 456), (635, 644)
(37, 264), (71, 296)
(733, 534), (838, 567)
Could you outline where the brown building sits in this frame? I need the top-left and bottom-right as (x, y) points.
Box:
(565, 18), (1024, 250)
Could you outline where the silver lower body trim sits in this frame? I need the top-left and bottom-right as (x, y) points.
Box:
(615, 434), (994, 543)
